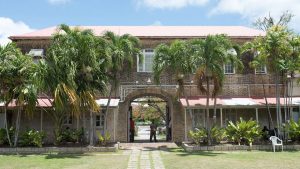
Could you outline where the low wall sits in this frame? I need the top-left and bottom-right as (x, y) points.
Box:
(0, 143), (119, 154)
(182, 142), (300, 152)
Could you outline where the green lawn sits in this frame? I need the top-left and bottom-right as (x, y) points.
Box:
(0, 152), (129, 169)
(162, 149), (300, 169)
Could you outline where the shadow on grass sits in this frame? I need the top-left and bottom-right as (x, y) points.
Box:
(45, 153), (86, 159)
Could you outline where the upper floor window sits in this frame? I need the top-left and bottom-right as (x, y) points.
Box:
(137, 49), (154, 72)
(28, 49), (44, 63)
(224, 63), (235, 74)
(255, 65), (267, 74)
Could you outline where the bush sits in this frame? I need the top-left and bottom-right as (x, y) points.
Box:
(188, 128), (207, 145)
(288, 120), (300, 141)
(210, 126), (227, 144)
(19, 129), (45, 147)
(61, 128), (84, 143)
(97, 132), (111, 146)
(0, 128), (6, 145)
(226, 118), (261, 146)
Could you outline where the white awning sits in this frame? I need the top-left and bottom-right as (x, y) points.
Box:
(96, 99), (120, 107)
(222, 98), (257, 106)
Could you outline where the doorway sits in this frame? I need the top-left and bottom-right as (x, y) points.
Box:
(128, 96), (171, 142)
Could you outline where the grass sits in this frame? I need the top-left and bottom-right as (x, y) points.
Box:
(0, 152), (129, 169)
(161, 148), (300, 169)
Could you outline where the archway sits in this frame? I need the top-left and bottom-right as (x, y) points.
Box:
(116, 88), (184, 142)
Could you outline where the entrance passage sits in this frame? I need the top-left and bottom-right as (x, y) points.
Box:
(128, 96), (171, 142)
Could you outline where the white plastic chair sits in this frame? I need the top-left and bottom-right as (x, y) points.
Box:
(269, 136), (283, 152)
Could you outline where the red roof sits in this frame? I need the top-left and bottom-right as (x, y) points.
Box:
(9, 26), (265, 40)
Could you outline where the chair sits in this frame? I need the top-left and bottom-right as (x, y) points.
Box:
(269, 136), (283, 152)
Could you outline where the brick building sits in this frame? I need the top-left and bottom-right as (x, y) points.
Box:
(2, 26), (300, 143)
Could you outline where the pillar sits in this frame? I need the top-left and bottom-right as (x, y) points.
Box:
(220, 108), (223, 127)
(256, 108), (259, 123)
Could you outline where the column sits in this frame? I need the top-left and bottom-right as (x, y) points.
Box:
(184, 108), (187, 141)
(220, 108), (223, 127)
(40, 109), (43, 131)
(256, 108), (259, 123)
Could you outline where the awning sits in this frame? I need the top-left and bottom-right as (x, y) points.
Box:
(180, 97), (300, 108)
(0, 98), (120, 108)
(96, 99), (120, 107)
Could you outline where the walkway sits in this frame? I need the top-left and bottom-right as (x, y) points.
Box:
(121, 142), (177, 169)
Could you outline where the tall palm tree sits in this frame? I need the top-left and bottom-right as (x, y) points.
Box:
(103, 31), (141, 129)
(190, 35), (243, 145)
(0, 43), (38, 147)
(153, 40), (195, 137)
(40, 24), (109, 145)
(243, 25), (293, 132)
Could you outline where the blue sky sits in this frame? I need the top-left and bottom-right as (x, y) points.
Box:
(1, 0), (300, 44)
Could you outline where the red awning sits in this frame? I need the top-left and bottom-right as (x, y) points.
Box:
(180, 97), (300, 108)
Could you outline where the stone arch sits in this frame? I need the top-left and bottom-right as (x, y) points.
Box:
(116, 88), (185, 142)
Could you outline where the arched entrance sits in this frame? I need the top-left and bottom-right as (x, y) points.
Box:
(116, 88), (184, 142)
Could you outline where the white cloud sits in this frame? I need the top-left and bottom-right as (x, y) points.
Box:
(48, 0), (70, 5)
(136, 0), (209, 9)
(150, 20), (163, 26)
(0, 17), (35, 45)
(210, 0), (300, 31)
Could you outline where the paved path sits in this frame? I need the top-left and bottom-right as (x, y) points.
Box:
(122, 142), (176, 169)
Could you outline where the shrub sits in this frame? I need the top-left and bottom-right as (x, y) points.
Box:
(0, 128), (6, 145)
(19, 129), (45, 147)
(226, 118), (261, 146)
(97, 132), (111, 146)
(210, 126), (227, 144)
(188, 128), (207, 145)
(288, 120), (300, 141)
(61, 128), (84, 143)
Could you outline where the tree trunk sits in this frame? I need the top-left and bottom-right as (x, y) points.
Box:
(263, 83), (273, 129)
(104, 86), (113, 132)
(4, 105), (12, 146)
(213, 96), (217, 125)
(182, 84), (194, 129)
(13, 108), (21, 147)
(89, 111), (94, 146)
(206, 77), (211, 145)
(275, 72), (282, 136)
(83, 110), (86, 143)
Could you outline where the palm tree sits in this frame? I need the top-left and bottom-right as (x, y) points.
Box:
(103, 31), (141, 130)
(190, 35), (243, 145)
(153, 40), (195, 138)
(243, 25), (293, 133)
(39, 24), (109, 145)
(0, 43), (38, 147)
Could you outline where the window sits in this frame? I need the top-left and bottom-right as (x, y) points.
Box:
(192, 109), (205, 128)
(28, 49), (44, 63)
(137, 49), (154, 72)
(224, 63), (235, 74)
(96, 114), (105, 128)
(63, 114), (72, 125)
(255, 65), (267, 74)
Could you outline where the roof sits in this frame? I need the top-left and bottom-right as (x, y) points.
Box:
(9, 26), (265, 40)
(180, 97), (300, 108)
(0, 98), (120, 108)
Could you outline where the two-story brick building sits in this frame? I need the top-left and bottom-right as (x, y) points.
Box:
(2, 26), (300, 143)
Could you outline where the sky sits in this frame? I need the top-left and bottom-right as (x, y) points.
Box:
(1, 0), (300, 44)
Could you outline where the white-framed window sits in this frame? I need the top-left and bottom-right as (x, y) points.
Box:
(137, 49), (154, 72)
(96, 113), (105, 128)
(224, 63), (235, 74)
(255, 65), (267, 74)
(63, 114), (72, 125)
